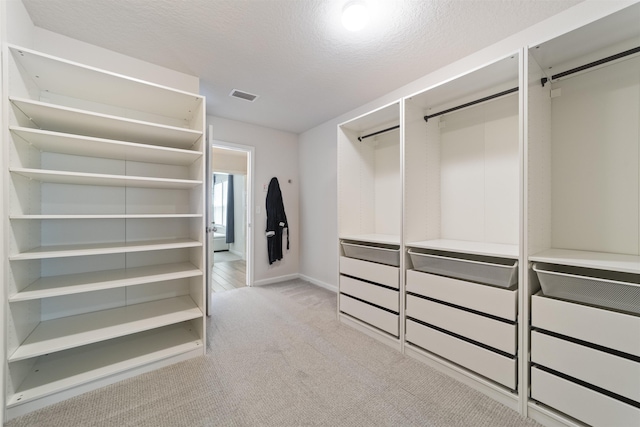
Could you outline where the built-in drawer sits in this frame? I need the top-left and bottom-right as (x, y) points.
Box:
(340, 275), (399, 312)
(339, 294), (398, 336)
(406, 295), (516, 355)
(406, 269), (517, 321)
(406, 319), (516, 389)
(531, 366), (640, 427)
(531, 331), (640, 403)
(531, 294), (640, 357)
(340, 256), (399, 289)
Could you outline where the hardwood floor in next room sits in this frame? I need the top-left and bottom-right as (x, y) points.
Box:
(212, 251), (246, 293)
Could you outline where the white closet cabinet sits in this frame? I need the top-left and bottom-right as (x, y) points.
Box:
(4, 45), (206, 416)
(403, 55), (521, 402)
(526, 3), (640, 426)
(337, 102), (402, 348)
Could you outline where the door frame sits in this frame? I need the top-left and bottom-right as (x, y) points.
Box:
(206, 127), (255, 315)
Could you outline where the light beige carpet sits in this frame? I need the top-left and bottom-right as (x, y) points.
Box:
(5, 280), (542, 427)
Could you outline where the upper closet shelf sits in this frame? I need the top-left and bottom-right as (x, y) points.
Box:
(10, 262), (202, 302)
(8, 295), (202, 362)
(407, 239), (519, 259)
(10, 98), (202, 149)
(10, 127), (202, 165)
(9, 45), (203, 123)
(339, 234), (401, 246)
(530, 249), (640, 274)
(10, 238), (202, 261)
(10, 168), (201, 189)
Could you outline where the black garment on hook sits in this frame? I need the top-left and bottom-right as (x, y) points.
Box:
(265, 177), (289, 264)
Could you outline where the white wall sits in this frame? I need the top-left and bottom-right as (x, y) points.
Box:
(298, 0), (637, 289)
(208, 116), (299, 285)
(299, 121), (338, 290)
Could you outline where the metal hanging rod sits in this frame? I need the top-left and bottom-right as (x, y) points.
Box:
(541, 46), (640, 87)
(423, 87), (519, 123)
(357, 125), (400, 141)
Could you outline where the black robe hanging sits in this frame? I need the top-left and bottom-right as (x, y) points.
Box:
(265, 177), (289, 264)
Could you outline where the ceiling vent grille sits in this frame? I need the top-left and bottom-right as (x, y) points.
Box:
(229, 89), (259, 102)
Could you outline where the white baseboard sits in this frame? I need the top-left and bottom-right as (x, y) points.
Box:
(252, 273), (300, 286)
(229, 248), (245, 259)
(299, 274), (338, 293)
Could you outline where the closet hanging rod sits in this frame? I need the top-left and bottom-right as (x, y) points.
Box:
(423, 87), (519, 123)
(357, 125), (400, 141)
(541, 46), (640, 86)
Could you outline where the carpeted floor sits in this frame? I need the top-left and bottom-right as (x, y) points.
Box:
(5, 280), (542, 427)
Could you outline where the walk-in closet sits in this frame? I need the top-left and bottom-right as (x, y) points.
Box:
(4, 45), (206, 417)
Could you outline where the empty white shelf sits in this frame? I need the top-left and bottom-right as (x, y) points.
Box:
(10, 168), (202, 189)
(339, 234), (401, 246)
(9, 296), (202, 362)
(9, 45), (203, 124)
(10, 127), (202, 166)
(10, 214), (202, 220)
(408, 239), (519, 259)
(10, 263), (202, 302)
(10, 238), (202, 260)
(10, 97), (202, 149)
(530, 248), (640, 274)
(7, 323), (202, 408)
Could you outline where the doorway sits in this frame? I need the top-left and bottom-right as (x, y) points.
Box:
(206, 131), (254, 314)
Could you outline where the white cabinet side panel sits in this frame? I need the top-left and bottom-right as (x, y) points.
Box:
(526, 53), (552, 256)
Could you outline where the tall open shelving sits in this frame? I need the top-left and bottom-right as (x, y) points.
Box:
(526, 4), (640, 427)
(3, 45), (206, 417)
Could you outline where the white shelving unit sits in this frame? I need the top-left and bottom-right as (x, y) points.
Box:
(526, 4), (640, 426)
(337, 102), (402, 349)
(3, 44), (206, 417)
(401, 54), (522, 409)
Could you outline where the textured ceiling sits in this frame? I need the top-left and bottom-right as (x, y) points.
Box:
(22, 0), (583, 134)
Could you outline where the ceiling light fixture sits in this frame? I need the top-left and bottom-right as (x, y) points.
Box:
(342, 1), (369, 32)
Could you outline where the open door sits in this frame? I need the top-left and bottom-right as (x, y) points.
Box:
(205, 125), (215, 316)
(205, 126), (255, 314)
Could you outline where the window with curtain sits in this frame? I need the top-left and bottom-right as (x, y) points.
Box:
(213, 173), (228, 226)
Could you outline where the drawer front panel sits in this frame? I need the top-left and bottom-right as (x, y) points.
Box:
(340, 276), (399, 312)
(531, 367), (640, 427)
(531, 331), (640, 403)
(531, 295), (640, 357)
(406, 319), (516, 389)
(339, 294), (398, 336)
(406, 270), (517, 321)
(340, 256), (399, 289)
(406, 295), (516, 355)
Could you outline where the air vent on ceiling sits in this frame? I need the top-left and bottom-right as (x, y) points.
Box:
(229, 89), (259, 102)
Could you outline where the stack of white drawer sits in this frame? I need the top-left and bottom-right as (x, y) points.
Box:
(339, 255), (400, 337)
(530, 294), (640, 427)
(405, 269), (518, 390)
